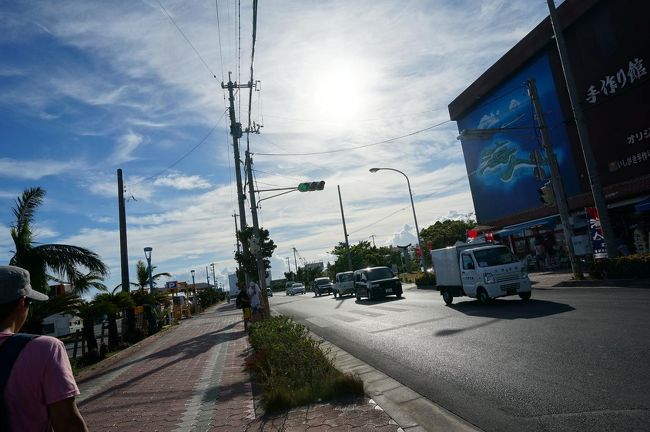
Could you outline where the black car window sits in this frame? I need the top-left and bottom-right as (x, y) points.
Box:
(338, 273), (353, 282)
(367, 267), (394, 281)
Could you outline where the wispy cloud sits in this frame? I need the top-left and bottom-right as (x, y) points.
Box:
(153, 173), (211, 190)
(110, 131), (143, 165)
(0, 158), (84, 180)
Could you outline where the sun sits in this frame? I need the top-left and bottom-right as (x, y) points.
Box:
(306, 58), (370, 128)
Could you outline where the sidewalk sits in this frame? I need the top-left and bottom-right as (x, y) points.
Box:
(76, 303), (403, 431)
(528, 270), (650, 288)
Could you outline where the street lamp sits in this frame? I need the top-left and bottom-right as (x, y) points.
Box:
(370, 167), (424, 270)
(143, 247), (154, 293)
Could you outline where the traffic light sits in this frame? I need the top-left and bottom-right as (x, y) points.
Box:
(537, 181), (555, 206)
(297, 181), (325, 192)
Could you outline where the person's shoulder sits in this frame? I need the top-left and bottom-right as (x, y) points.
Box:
(27, 334), (65, 350)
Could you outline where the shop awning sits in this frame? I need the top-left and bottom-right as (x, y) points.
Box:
(494, 214), (559, 237)
(634, 197), (650, 213)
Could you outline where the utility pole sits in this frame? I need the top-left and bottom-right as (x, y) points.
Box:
(117, 169), (130, 293)
(337, 185), (353, 271)
(232, 213), (243, 274)
(117, 169), (135, 340)
(205, 266), (210, 285)
(292, 248), (298, 276)
(222, 72), (251, 279)
(245, 148), (269, 316)
(546, 0), (617, 259)
(286, 257), (292, 278)
(528, 78), (582, 278)
(370, 234), (377, 248)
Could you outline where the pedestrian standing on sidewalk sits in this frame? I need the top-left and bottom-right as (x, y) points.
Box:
(0, 265), (89, 432)
(236, 281), (252, 330)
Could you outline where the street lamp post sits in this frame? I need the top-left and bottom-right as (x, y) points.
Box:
(370, 167), (424, 270)
(190, 269), (195, 291)
(143, 247), (154, 293)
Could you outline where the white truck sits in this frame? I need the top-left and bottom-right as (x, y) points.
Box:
(431, 242), (531, 305)
(333, 271), (355, 298)
(42, 313), (83, 337)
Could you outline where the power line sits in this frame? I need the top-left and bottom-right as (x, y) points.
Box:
(156, 0), (218, 81)
(254, 119), (452, 157)
(349, 206), (409, 235)
(214, 0), (225, 82)
(131, 110), (226, 187)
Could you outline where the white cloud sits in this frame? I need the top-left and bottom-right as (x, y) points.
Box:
(0, 158), (84, 180)
(153, 173), (211, 190)
(111, 131), (143, 165)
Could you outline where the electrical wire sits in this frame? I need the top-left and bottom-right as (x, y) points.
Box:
(156, 0), (218, 81)
(214, 0), (225, 82)
(349, 206), (409, 235)
(254, 119), (452, 157)
(131, 110), (227, 187)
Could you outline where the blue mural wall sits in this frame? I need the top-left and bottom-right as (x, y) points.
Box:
(456, 53), (581, 224)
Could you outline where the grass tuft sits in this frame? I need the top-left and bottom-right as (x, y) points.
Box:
(247, 316), (364, 412)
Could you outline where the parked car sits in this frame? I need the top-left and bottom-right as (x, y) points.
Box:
(312, 277), (333, 297)
(354, 266), (403, 301)
(333, 271), (355, 298)
(287, 282), (305, 296)
(266, 287), (273, 297)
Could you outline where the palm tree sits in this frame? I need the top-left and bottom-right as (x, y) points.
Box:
(9, 187), (108, 294)
(94, 287), (135, 350)
(135, 260), (171, 290)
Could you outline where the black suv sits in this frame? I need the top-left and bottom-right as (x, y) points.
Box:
(354, 266), (402, 301)
(312, 277), (333, 297)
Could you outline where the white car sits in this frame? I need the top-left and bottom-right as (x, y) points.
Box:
(287, 282), (305, 295)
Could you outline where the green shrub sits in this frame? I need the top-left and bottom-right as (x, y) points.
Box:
(247, 316), (363, 412)
(589, 253), (650, 279)
(415, 271), (436, 287)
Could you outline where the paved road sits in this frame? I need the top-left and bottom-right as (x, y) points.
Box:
(270, 286), (650, 432)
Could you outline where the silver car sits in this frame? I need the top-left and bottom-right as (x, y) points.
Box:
(287, 282), (305, 295)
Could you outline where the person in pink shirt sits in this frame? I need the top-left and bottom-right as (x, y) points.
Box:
(0, 265), (88, 432)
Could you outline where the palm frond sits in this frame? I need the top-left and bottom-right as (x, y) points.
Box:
(11, 187), (44, 240)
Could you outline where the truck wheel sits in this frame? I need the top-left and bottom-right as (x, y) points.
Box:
(519, 291), (532, 301)
(477, 288), (490, 305)
(442, 290), (453, 305)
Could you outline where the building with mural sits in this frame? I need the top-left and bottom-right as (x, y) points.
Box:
(449, 0), (650, 263)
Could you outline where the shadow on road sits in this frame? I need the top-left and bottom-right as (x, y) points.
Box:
(354, 296), (405, 305)
(448, 298), (575, 319)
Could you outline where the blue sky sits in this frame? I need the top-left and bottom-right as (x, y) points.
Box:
(0, 0), (555, 292)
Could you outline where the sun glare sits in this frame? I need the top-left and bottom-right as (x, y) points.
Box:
(308, 59), (369, 128)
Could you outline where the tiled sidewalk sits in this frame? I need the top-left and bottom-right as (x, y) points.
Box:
(76, 303), (401, 431)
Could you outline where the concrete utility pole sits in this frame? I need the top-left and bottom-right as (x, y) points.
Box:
(117, 169), (130, 293)
(546, 0), (617, 258)
(370, 234), (377, 248)
(337, 185), (353, 271)
(222, 72), (251, 279)
(528, 78), (582, 278)
(245, 149), (270, 316)
(232, 213), (243, 275)
(293, 248), (298, 276)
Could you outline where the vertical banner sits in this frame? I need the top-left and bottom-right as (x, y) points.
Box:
(586, 207), (608, 259)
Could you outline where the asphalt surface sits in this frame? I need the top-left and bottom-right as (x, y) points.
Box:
(270, 281), (650, 432)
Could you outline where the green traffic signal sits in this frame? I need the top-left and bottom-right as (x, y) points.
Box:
(297, 181), (325, 192)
